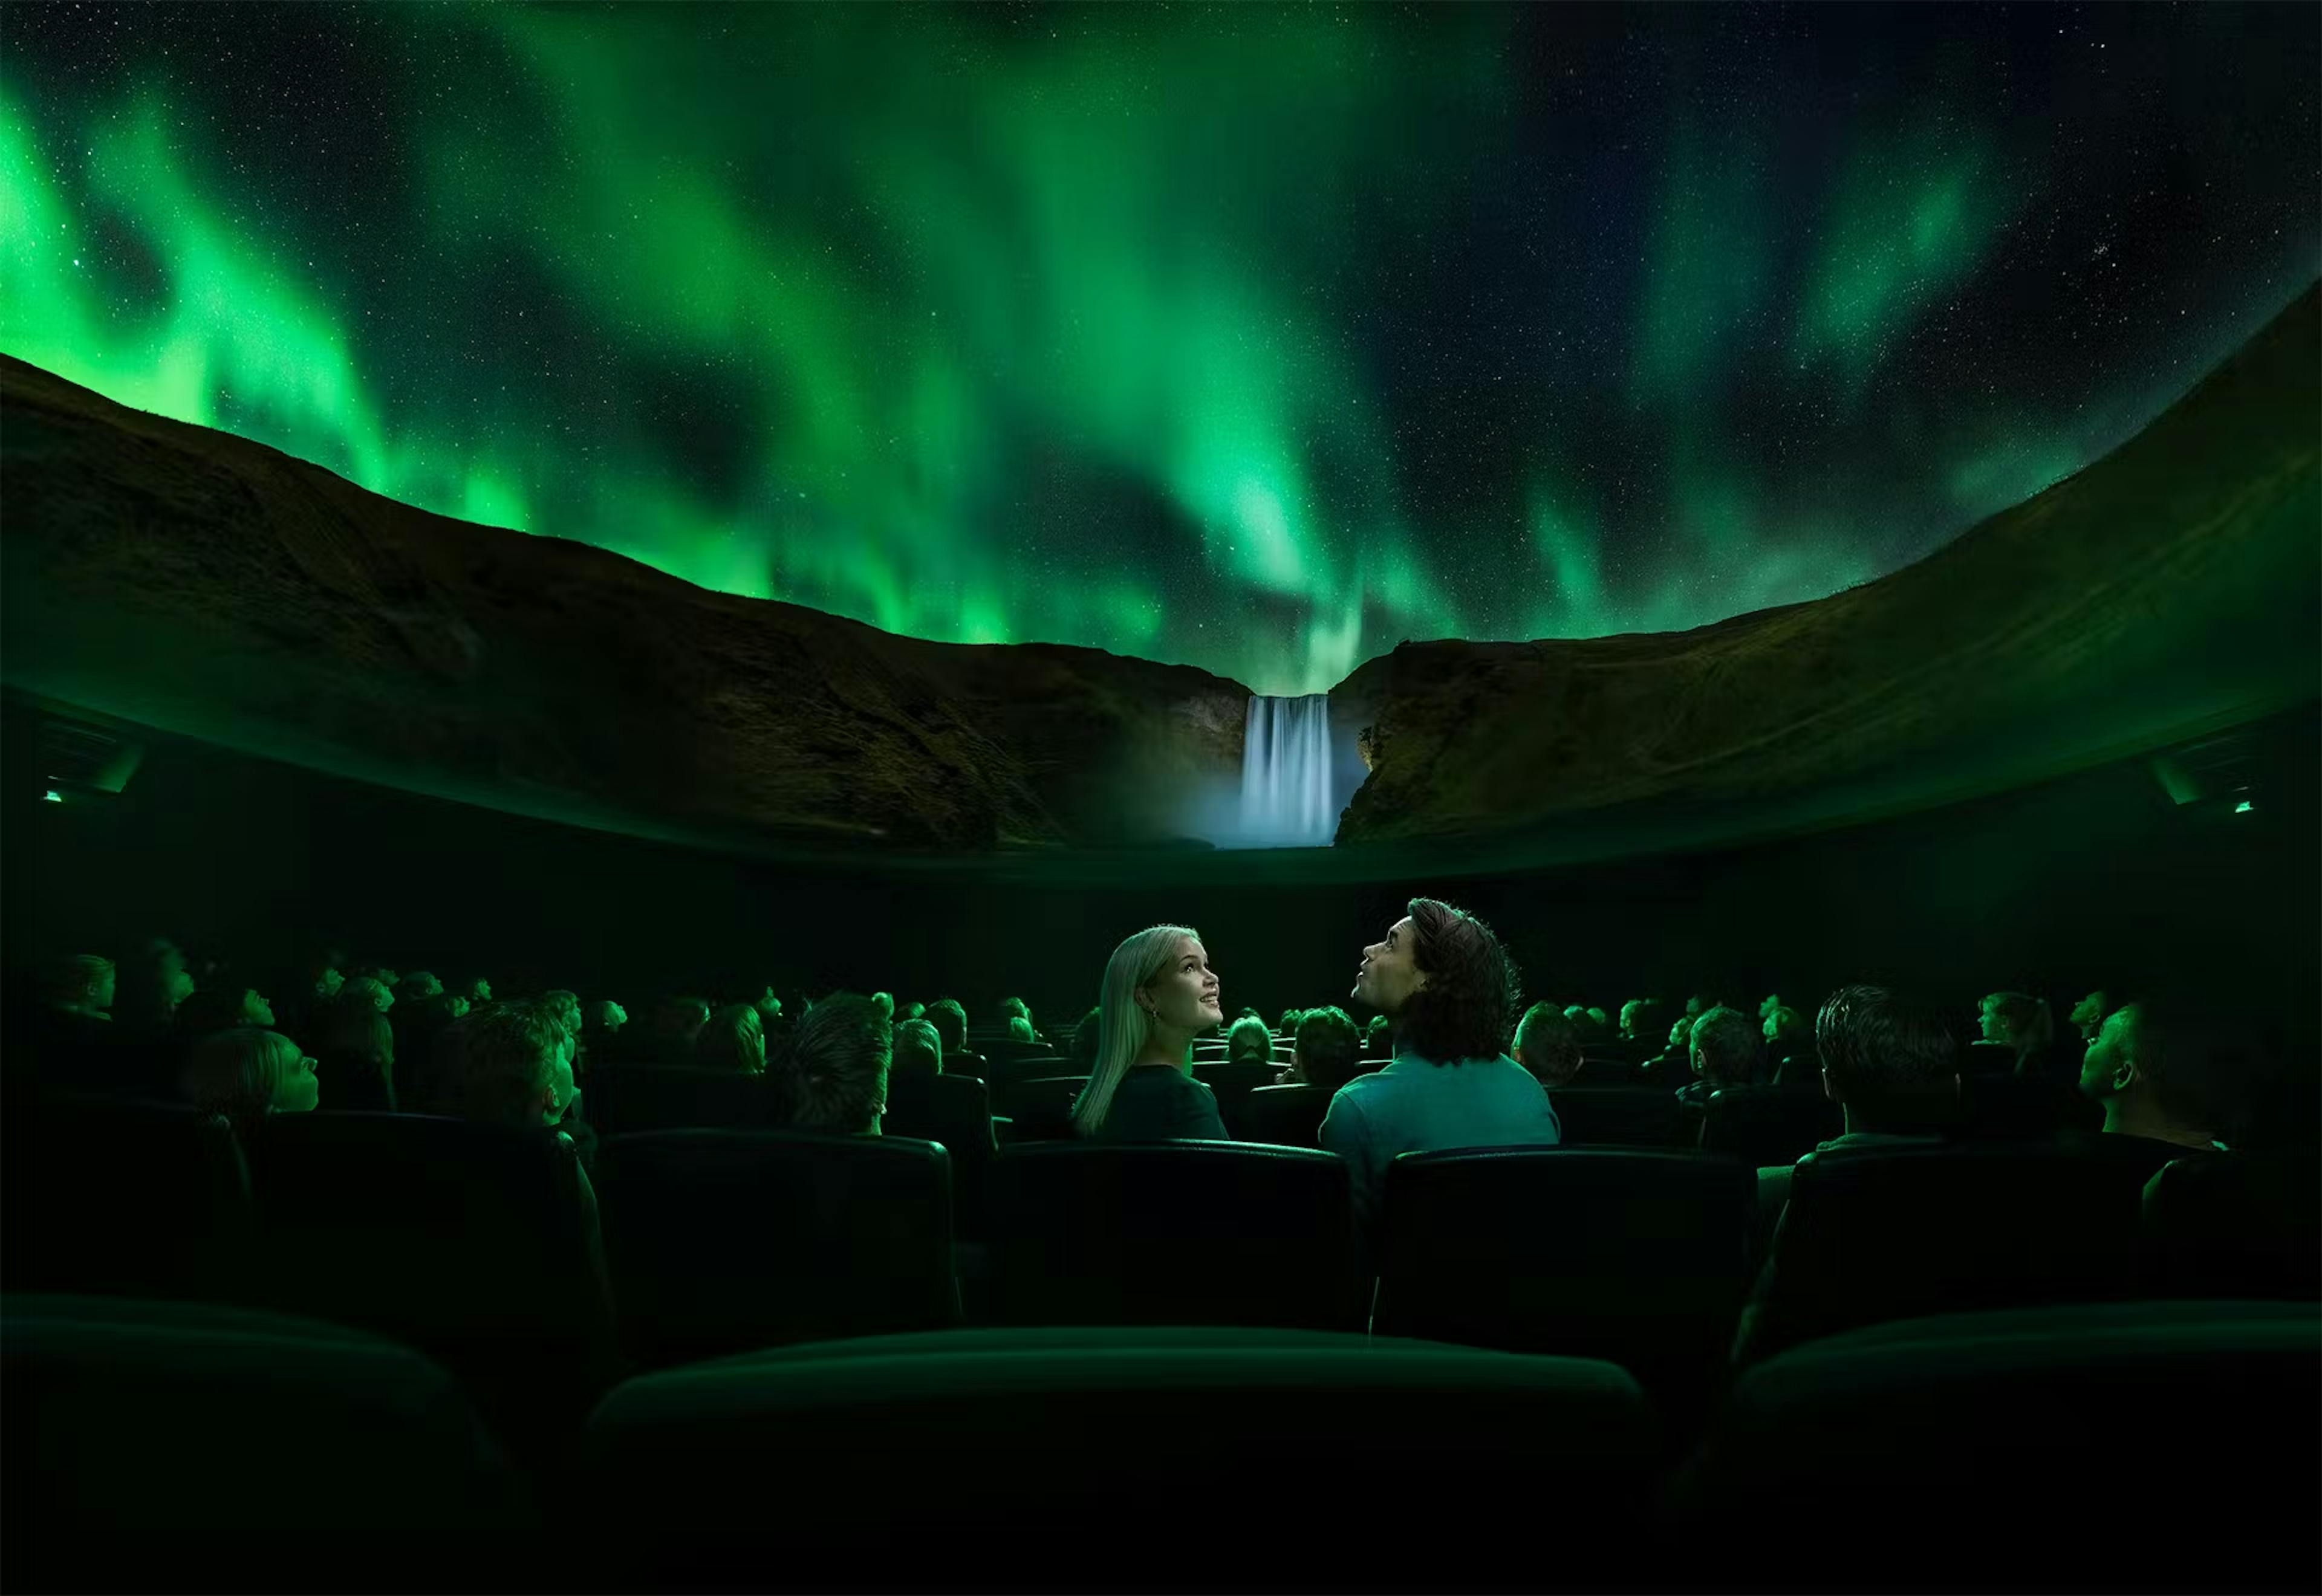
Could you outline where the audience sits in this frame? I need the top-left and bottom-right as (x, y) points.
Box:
(1677, 1005), (1761, 1112)
(181, 1027), (320, 1130)
(1072, 926), (1229, 1141)
(1226, 1014), (1273, 1066)
(1754, 985), (1956, 1213)
(1512, 1001), (1583, 1089)
(925, 998), (981, 1079)
(1979, 988), (2066, 1079)
(780, 993), (891, 1135)
(313, 990), (397, 1112)
(648, 994), (712, 1068)
(435, 999), (577, 1130)
(891, 1016), (943, 1079)
(1280, 1006), (1368, 1095)
(2069, 988), (2113, 1045)
(694, 1004), (767, 1075)
(2076, 991), (2243, 1153)
(1762, 1005), (1811, 1084)
(1321, 899), (1561, 1232)
(1618, 997), (1665, 1043)
(1006, 1014), (1036, 1045)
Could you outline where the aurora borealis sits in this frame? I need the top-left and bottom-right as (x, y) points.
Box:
(3, 4), (2315, 696)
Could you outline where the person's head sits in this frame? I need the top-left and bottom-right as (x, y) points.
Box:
(893, 1017), (943, 1079)
(409, 991), (469, 1033)
(1068, 1005), (1102, 1072)
(1688, 1005), (1761, 1088)
(995, 997), (1030, 1027)
(1979, 990), (2054, 1053)
(871, 991), (895, 1020)
(461, 976), (493, 1005)
(1758, 993), (1783, 1022)
(1277, 1008), (1302, 1036)
(925, 999), (969, 1059)
(900, 1001), (925, 1022)
(1226, 1014), (1273, 1065)
(1072, 926), (1220, 1136)
(397, 970), (444, 1001)
(46, 954), (115, 1014)
(183, 1028), (319, 1122)
(1618, 998), (1663, 1042)
(1289, 1006), (1365, 1095)
(1512, 1001), (1583, 1089)
(308, 958), (345, 1001)
(751, 986), (784, 1022)
(782, 993), (891, 1135)
(1668, 1015), (1692, 1048)
(541, 988), (583, 1039)
(442, 999), (574, 1129)
(694, 1004), (767, 1074)
(1762, 1005), (1806, 1044)
(1007, 1014), (1035, 1043)
(658, 994), (711, 1040)
(340, 976), (394, 1016)
(1815, 985), (1958, 1132)
(2069, 988), (2113, 1042)
(1356, 899), (1520, 1063)
(173, 982), (276, 1036)
(584, 998), (628, 1033)
(2076, 990), (2254, 1143)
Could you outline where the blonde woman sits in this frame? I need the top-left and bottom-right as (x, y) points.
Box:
(1071, 926), (1229, 1141)
(182, 1028), (320, 1129)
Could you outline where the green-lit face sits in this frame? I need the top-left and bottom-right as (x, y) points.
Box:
(280, 1051), (321, 1115)
(2078, 1005), (2139, 1100)
(241, 988), (275, 1028)
(1353, 916), (1425, 1017)
(1139, 938), (1221, 1033)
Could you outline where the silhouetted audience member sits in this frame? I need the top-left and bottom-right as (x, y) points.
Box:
(1512, 1001), (1582, 1089)
(781, 993), (891, 1135)
(1364, 1014), (1392, 1059)
(337, 975), (394, 1017)
(311, 991), (397, 1112)
(2069, 988), (2113, 1045)
(1763, 1005), (1812, 1084)
(647, 994), (711, 1068)
(925, 998), (983, 1079)
(7, 953), (125, 1098)
(1072, 926), (1228, 1141)
(1678, 1005), (1761, 1111)
(1006, 1015), (1036, 1045)
(1637, 1014), (1694, 1088)
(1323, 900), (1559, 1232)
(182, 1027), (319, 1130)
(113, 938), (195, 1039)
(1980, 988), (2066, 1080)
(693, 1004), (767, 1074)
(2076, 991), (2245, 1153)
(436, 1000), (577, 1130)
(1280, 1006), (1369, 1095)
(891, 1017), (942, 1079)
(1618, 997), (1666, 1043)
(396, 970), (445, 1002)
(1226, 1015), (1273, 1065)
(1754, 985), (1956, 1214)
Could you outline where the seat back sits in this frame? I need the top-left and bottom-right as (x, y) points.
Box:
(987, 1143), (1362, 1328)
(997, 1074), (1087, 1141)
(2142, 1152), (2321, 1300)
(239, 1112), (617, 1459)
(880, 1071), (996, 1236)
(1740, 1146), (2147, 1363)
(1192, 1059), (1277, 1131)
(3, 1294), (529, 1593)
(1679, 1302), (2322, 1590)
(1235, 1083), (1331, 1147)
(581, 1327), (1655, 1588)
(1696, 1085), (1842, 1167)
(1549, 1086), (1691, 1148)
(1957, 1072), (2102, 1141)
(1375, 1149), (1755, 1412)
(596, 1129), (957, 1366)
(1, 1095), (253, 1303)
(585, 1064), (787, 1136)
(984, 1053), (1070, 1113)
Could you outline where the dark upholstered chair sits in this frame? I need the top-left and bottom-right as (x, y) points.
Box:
(596, 1129), (958, 1367)
(1548, 1086), (1692, 1149)
(987, 1142), (1362, 1329)
(3, 1293), (528, 1593)
(994, 1074), (1086, 1142)
(1235, 1083), (1331, 1147)
(1697, 1085), (1843, 1167)
(583, 1064), (787, 1137)
(880, 1071), (997, 1238)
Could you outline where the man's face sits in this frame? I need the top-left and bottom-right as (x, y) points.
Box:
(316, 967), (343, 999)
(1353, 916), (1426, 1016)
(280, 1053), (322, 1115)
(242, 989), (276, 1028)
(1139, 938), (1222, 1031)
(2078, 1005), (2139, 1100)
(1979, 1003), (2010, 1043)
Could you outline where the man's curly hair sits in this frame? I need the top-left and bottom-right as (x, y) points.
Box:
(1396, 897), (1523, 1065)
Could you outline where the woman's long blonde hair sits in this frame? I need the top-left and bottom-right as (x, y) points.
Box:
(1072, 924), (1202, 1137)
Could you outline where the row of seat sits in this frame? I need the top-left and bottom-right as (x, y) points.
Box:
(8, 1293), (2315, 1592)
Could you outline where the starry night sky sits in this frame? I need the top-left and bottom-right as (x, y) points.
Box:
(4, 2), (2315, 694)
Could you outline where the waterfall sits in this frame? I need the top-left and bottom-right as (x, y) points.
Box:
(1237, 693), (1338, 848)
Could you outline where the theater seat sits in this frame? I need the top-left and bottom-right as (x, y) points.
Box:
(4, 1294), (530, 1593)
(880, 1071), (997, 1238)
(238, 1112), (619, 1465)
(595, 1129), (958, 1366)
(580, 1327), (1655, 1588)
(1956, 1071), (2102, 1141)
(1191, 1059), (1276, 1131)
(1375, 1148), (1755, 1421)
(1, 1095), (253, 1304)
(987, 1142), (1363, 1329)
(994, 1074), (1085, 1141)
(1676, 1302), (2322, 1591)
(1235, 1083), (1330, 1147)
(1697, 1085), (1842, 1167)
(1734, 1145), (2148, 1365)
(583, 1063), (786, 1136)
(2142, 1152), (2322, 1301)
(1549, 1086), (1691, 1148)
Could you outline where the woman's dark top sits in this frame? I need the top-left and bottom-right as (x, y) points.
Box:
(1085, 1065), (1229, 1141)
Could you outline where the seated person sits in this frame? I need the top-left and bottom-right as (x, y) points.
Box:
(1225, 1015), (1273, 1066)
(694, 1004), (767, 1074)
(182, 1027), (320, 1130)
(925, 998), (984, 1079)
(2069, 988), (2113, 1046)
(891, 1017), (943, 1080)
(1677, 1006), (1761, 1112)
(1617, 997), (1667, 1044)
(1979, 988), (2070, 1080)
(2073, 990), (2243, 1162)
(1762, 1005), (1813, 1083)
(778, 993), (891, 1135)
(1322, 901), (1560, 1232)
(647, 995), (711, 1068)
(1511, 1001), (1582, 1090)
(1754, 985), (1956, 1216)
(313, 996), (397, 1114)
(1072, 927), (1229, 1141)
(1280, 1006), (1370, 1095)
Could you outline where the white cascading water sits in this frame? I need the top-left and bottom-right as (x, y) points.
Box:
(1237, 693), (1338, 848)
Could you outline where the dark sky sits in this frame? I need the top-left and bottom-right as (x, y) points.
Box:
(5, 1), (2315, 692)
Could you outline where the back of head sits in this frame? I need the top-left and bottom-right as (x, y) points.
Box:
(892, 1017), (943, 1080)
(1688, 1005), (1763, 1087)
(995, 996), (1029, 1026)
(1226, 1015), (1273, 1065)
(397, 970), (444, 1001)
(783, 992), (891, 1134)
(1007, 1014), (1035, 1043)
(1067, 1005), (1103, 1072)
(1292, 1006), (1365, 1095)
(442, 999), (568, 1128)
(183, 1028), (313, 1122)
(1513, 1001), (1582, 1089)
(925, 998), (969, 1059)
(694, 1004), (766, 1074)
(1073, 924), (1199, 1137)
(1619, 997), (1665, 1041)
(44, 953), (115, 1013)
(1982, 989), (2055, 1051)
(1396, 898), (1521, 1064)
(871, 991), (896, 1019)
(1815, 985), (1957, 1131)
(339, 976), (393, 1015)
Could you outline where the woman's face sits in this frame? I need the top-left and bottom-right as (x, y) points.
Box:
(1140, 938), (1221, 1033)
(1977, 1001), (2010, 1043)
(241, 989), (276, 1028)
(278, 1051), (321, 1114)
